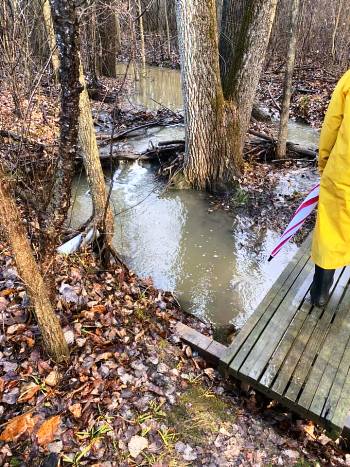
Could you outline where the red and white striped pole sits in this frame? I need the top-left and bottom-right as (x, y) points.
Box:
(268, 183), (320, 261)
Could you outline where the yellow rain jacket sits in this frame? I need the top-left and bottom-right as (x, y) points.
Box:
(312, 69), (350, 269)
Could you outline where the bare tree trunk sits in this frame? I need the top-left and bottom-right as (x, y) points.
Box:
(176, 0), (242, 191)
(276, 0), (300, 159)
(78, 63), (115, 258)
(164, 0), (171, 59)
(98, 0), (118, 77)
(176, 0), (277, 191)
(129, 0), (139, 80)
(42, 1), (115, 259)
(219, 0), (278, 158)
(42, 0), (60, 81)
(0, 165), (69, 363)
(43, 0), (81, 264)
(138, 0), (146, 70)
(331, 0), (344, 62)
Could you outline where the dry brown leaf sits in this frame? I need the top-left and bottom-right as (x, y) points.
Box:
(44, 370), (60, 387)
(0, 378), (4, 395)
(91, 304), (106, 313)
(36, 415), (61, 446)
(304, 421), (316, 439)
(18, 382), (40, 403)
(0, 288), (15, 297)
(0, 412), (35, 442)
(68, 403), (82, 419)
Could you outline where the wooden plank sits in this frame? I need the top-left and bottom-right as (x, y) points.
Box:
(284, 268), (348, 402)
(310, 268), (350, 418)
(271, 299), (319, 396)
(228, 256), (313, 374)
(221, 236), (312, 369)
(259, 299), (311, 388)
(238, 260), (314, 380)
(329, 341), (350, 431)
(299, 280), (350, 411)
(175, 322), (228, 366)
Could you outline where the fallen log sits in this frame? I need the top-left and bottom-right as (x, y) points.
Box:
(248, 129), (317, 159)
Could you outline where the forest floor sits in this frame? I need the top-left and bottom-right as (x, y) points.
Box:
(0, 67), (348, 466)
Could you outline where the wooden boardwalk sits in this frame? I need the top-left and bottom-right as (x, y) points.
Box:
(177, 236), (350, 439)
(222, 236), (350, 438)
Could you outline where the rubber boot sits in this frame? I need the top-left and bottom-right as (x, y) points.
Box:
(310, 265), (335, 307)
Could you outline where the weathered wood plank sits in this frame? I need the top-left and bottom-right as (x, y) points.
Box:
(271, 299), (318, 396)
(310, 268), (350, 418)
(259, 299), (310, 388)
(329, 342), (350, 431)
(238, 260), (314, 380)
(284, 268), (348, 402)
(298, 280), (350, 412)
(175, 322), (227, 366)
(221, 236), (312, 369)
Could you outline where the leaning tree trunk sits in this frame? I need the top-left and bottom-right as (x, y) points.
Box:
(219, 0), (278, 161)
(276, 0), (300, 159)
(43, 1), (115, 259)
(176, 0), (243, 191)
(78, 63), (115, 258)
(0, 165), (69, 363)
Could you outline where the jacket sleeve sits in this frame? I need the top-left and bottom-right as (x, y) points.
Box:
(318, 71), (349, 175)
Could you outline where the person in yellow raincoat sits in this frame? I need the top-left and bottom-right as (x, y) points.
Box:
(311, 69), (350, 306)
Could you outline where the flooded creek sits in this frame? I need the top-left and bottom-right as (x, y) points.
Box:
(72, 64), (320, 332)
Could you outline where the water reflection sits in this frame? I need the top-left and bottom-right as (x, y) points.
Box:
(71, 163), (300, 328)
(116, 64), (183, 110)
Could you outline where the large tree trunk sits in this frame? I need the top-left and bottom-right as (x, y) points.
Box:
(176, 0), (242, 191)
(0, 165), (69, 363)
(276, 0), (300, 159)
(219, 0), (278, 159)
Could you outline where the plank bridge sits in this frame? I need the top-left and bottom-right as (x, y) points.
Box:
(176, 236), (350, 439)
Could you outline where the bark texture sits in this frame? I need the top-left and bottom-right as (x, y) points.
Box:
(44, 1), (115, 258)
(176, 0), (242, 191)
(78, 63), (115, 253)
(42, 0), (60, 79)
(219, 0), (278, 157)
(276, 0), (300, 159)
(0, 166), (69, 363)
(44, 0), (81, 259)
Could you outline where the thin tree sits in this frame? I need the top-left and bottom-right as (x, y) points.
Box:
(0, 167), (69, 363)
(43, 0), (115, 259)
(98, 0), (118, 77)
(176, 0), (277, 191)
(276, 0), (301, 159)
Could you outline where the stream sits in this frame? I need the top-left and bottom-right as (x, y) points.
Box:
(71, 64), (320, 335)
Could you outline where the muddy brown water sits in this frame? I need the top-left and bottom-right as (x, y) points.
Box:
(71, 65), (320, 334)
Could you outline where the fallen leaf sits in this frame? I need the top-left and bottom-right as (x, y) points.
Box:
(128, 435), (148, 458)
(0, 412), (35, 442)
(18, 382), (40, 403)
(45, 370), (60, 387)
(0, 288), (15, 297)
(90, 304), (106, 313)
(36, 415), (61, 446)
(68, 403), (82, 418)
